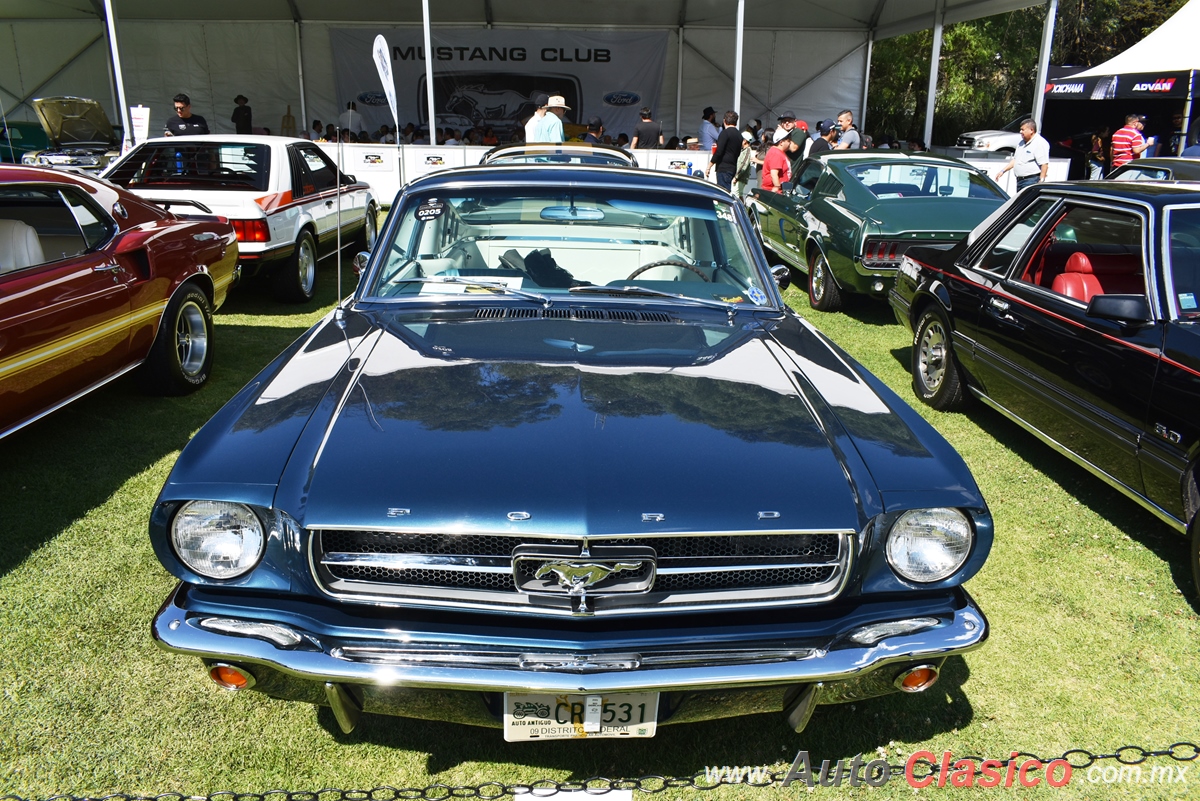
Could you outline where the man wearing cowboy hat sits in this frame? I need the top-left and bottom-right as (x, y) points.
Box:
(542, 95), (570, 143)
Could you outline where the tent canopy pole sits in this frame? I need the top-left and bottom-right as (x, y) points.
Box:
(922, 0), (944, 147)
(1032, 0), (1058, 129)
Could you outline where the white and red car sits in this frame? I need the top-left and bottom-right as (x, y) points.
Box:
(103, 135), (377, 302)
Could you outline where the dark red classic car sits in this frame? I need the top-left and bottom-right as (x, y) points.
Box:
(0, 164), (238, 440)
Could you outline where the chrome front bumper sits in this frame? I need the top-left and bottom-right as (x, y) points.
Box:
(152, 583), (988, 730)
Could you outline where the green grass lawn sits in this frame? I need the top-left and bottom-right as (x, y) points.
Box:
(0, 263), (1196, 800)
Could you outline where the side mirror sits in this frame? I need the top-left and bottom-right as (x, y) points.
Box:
(1086, 294), (1150, 326)
(352, 251), (371, 282)
(771, 264), (791, 290)
(343, 174), (357, 184)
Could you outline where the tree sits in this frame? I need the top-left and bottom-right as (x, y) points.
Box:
(866, 0), (1185, 147)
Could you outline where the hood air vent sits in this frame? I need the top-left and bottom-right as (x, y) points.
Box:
(475, 308), (673, 322)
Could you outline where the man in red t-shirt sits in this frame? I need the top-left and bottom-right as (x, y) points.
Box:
(761, 135), (797, 193)
(1110, 114), (1153, 172)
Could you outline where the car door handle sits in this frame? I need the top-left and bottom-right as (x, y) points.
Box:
(192, 232), (218, 242)
(984, 296), (1023, 329)
(93, 261), (121, 273)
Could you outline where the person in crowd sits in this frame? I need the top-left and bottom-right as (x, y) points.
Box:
(601, 134), (613, 145)
(412, 127), (430, 144)
(231, 95), (252, 135)
(994, 118), (1050, 190)
(1111, 114), (1153, 171)
(377, 124), (395, 144)
(707, 110), (742, 191)
(338, 102), (363, 134)
(834, 110), (861, 149)
(773, 111), (797, 143)
(731, 130), (756, 198)
(308, 119), (323, 140)
(1158, 110), (1186, 157)
(1088, 126), (1109, 178)
(543, 95), (569, 143)
(357, 129), (370, 143)
(324, 123), (337, 141)
(583, 116), (604, 144)
(164, 94), (209, 136)
(524, 93), (549, 143)
(907, 138), (927, 151)
(615, 133), (631, 150)
(482, 126), (499, 145)
(699, 107), (720, 152)
(400, 123), (416, 144)
(664, 136), (680, 150)
(444, 129), (462, 146)
(809, 119), (838, 156)
(761, 128), (799, 193)
(748, 119), (762, 140)
(792, 119), (813, 162)
(261, 127), (271, 136)
(631, 107), (664, 149)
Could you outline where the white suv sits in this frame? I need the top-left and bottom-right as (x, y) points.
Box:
(103, 135), (377, 302)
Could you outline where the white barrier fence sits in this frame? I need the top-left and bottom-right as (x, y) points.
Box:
(317, 142), (1067, 206)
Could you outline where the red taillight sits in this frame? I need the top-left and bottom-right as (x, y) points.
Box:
(231, 218), (270, 243)
(885, 241), (899, 259)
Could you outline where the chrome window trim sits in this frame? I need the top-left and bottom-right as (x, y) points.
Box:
(1162, 202), (1200, 321)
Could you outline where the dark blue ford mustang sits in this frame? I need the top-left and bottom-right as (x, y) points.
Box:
(149, 164), (992, 741)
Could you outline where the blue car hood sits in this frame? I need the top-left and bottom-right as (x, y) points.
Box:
(165, 309), (977, 538)
(282, 316), (864, 536)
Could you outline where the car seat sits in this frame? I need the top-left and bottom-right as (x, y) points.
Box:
(0, 219), (45, 274)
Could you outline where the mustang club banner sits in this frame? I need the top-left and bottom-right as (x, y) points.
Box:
(329, 28), (668, 140)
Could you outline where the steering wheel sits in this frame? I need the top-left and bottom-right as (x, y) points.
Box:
(626, 260), (710, 281)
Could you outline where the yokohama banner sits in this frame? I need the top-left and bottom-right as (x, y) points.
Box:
(329, 28), (669, 139)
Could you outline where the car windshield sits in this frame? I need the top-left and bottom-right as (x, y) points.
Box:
(105, 142), (270, 191)
(484, 146), (631, 166)
(365, 185), (771, 305)
(1112, 166), (1171, 182)
(845, 162), (1005, 200)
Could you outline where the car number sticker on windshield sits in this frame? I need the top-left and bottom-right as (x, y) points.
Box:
(416, 198), (445, 221)
(503, 692), (658, 741)
(1180, 292), (1197, 311)
(745, 286), (768, 305)
(714, 202), (735, 222)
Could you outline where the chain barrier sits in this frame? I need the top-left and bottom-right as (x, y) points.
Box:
(3, 742), (1195, 800)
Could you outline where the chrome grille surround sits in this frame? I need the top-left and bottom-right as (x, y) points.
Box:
(308, 528), (855, 616)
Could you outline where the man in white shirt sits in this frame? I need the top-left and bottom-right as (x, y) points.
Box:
(523, 93), (548, 143)
(542, 95), (569, 143)
(338, 102), (363, 134)
(995, 119), (1050, 190)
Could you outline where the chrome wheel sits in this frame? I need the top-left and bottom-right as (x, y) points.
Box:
(916, 318), (948, 393)
(364, 205), (378, 250)
(807, 251), (842, 311)
(297, 236), (316, 296)
(175, 300), (209, 378)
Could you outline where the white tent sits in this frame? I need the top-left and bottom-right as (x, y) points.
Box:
(0, 0), (1048, 147)
(1066, 0), (1199, 77)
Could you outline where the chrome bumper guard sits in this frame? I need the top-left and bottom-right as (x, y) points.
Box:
(152, 584), (988, 697)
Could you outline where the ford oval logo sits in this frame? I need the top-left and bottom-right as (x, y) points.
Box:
(602, 91), (641, 107)
(357, 91), (389, 107)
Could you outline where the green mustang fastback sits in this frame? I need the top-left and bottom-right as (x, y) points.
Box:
(747, 151), (1008, 312)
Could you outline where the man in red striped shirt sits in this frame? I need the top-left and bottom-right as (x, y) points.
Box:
(1110, 114), (1153, 172)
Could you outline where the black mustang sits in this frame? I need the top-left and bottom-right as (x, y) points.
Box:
(890, 180), (1200, 592)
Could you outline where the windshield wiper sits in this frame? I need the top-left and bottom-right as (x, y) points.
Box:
(388, 277), (552, 308)
(568, 284), (741, 322)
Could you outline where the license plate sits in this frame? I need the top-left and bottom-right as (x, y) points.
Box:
(503, 692), (659, 741)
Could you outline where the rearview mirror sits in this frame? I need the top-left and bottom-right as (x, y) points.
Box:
(352, 251), (371, 282)
(540, 206), (605, 221)
(1086, 294), (1150, 326)
(771, 264), (791, 290)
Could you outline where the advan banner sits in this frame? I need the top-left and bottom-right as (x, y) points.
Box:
(329, 28), (668, 140)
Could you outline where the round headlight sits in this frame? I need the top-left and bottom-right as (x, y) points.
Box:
(885, 508), (972, 583)
(171, 501), (265, 579)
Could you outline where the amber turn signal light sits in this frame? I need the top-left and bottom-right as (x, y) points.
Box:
(208, 663), (256, 690)
(894, 664), (939, 693)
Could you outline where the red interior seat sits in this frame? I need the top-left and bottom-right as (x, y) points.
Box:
(1050, 251), (1143, 303)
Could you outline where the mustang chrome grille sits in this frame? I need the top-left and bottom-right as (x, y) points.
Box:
(310, 530), (852, 616)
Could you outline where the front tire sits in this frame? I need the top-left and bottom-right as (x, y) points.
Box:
(808, 250), (843, 312)
(357, 203), (378, 252)
(140, 284), (213, 396)
(273, 229), (317, 303)
(912, 306), (968, 411)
